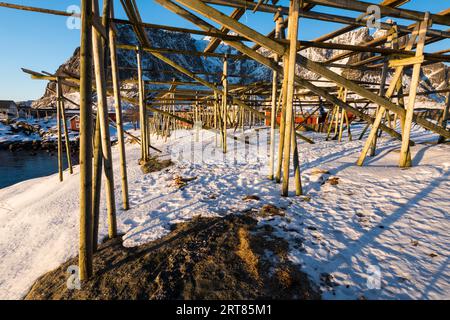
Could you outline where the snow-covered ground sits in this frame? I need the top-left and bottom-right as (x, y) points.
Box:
(0, 124), (449, 300)
(0, 118), (69, 144)
(0, 117), (132, 144)
(0, 119), (43, 143)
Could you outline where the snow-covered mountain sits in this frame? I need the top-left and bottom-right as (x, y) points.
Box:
(32, 24), (448, 109)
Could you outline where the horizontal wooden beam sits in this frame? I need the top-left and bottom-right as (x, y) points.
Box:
(122, 0), (265, 120)
(323, 8), (450, 65)
(298, 58), (450, 139)
(159, 1), (410, 142)
(294, 40), (450, 63)
(22, 67), (196, 125)
(174, 0), (287, 55)
(202, 0), (450, 38)
(0, 2), (248, 42)
(306, 0), (409, 48)
(204, 7), (245, 53)
(304, 0), (450, 26)
(176, 1), (449, 139)
(116, 43), (249, 60)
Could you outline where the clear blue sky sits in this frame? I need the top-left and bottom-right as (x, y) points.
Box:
(0, 0), (448, 101)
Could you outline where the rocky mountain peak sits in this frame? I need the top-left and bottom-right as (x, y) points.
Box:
(31, 25), (447, 109)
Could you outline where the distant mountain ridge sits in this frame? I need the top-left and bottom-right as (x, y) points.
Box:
(32, 24), (448, 109)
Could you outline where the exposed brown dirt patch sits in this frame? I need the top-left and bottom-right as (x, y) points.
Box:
(25, 214), (320, 300)
(140, 156), (173, 174)
(326, 177), (340, 185)
(258, 204), (285, 218)
(242, 195), (261, 201)
(173, 175), (197, 189)
(235, 228), (260, 281)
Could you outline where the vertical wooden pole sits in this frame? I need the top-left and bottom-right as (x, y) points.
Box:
(136, 48), (149, 162)
(338, 100), (344, 143)
(240, 104), (244, 132)
(222, 56), (228, 153)
(268, 17), (282, 180)
(214, 91), (218, 146)
(195, 93), (200, 142)
(275, 23), (288, 183)
(92, 113), (102, 252)
(57, 77), (73, 174)
(92, 0), (117, 238)
(337, 88), (347, 143)
(291, 109), (302, 196)
(109, 3), (129, 210)
(326, 105), (337, 141)
(393, 75), (403, 128)
(281, 0), (300, 197)
(172, 93), (176, 133)
(333, 105), (339, 138)
(357, 23), (419, 166)
(399, 13), (429, 168)
(369, 60), (388, 156)
(92, 3), (112, 246)
(79, 0), (93, 281)
(92, 0), (110, 254)
(345, 105), (352, 141)
(56, 78), (64, 182)
(438, 73), (449, 144)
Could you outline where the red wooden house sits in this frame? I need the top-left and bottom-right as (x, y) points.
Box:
(69, 113), (117, 132)
(264, 109), (355, 132)
(264, 110), (327, 129)
(69, 115), (80, 131)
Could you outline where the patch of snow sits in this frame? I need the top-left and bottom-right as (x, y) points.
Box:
(0, 124), (449, 300)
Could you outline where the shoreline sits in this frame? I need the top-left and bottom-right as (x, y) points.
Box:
(0, 118), (121, 152)
(0, 139), (80, 152)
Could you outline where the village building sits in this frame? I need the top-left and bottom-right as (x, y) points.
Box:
(0, 100), (18, 120)
(69, 112), (117, 131)
(17, 105), (32, 119)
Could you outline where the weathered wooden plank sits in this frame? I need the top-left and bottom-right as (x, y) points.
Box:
(389, 55), (425, 67)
